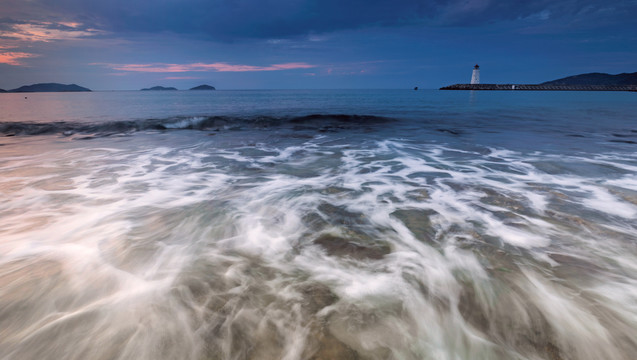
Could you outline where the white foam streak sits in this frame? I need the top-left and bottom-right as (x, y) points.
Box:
(2, 136), (637, 360)
(163, 116), (206, 129)
(584, 187), (637, 218)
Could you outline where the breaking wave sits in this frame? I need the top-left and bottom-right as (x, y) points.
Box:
(0, 114), (394, 137)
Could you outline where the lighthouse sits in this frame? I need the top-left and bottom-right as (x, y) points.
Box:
(471, 64), (480, 84)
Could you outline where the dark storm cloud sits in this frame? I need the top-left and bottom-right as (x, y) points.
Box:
(2, 0), (635, 89)
(1, 0), (634, 40)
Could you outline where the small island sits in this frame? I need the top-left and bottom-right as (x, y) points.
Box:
(190, 84), (216, 90)
(9, 83), (91, 92)
(0, 88), (6, 93)
(141, 86), (178, 91)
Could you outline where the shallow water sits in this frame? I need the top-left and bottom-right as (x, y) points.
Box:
(1, 90), (636, 360)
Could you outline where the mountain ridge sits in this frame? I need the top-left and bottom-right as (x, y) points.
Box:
(542, 72), (637, 85)
(9, 83), (91, 92)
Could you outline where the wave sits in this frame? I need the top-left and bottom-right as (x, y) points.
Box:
(0, 114), (395, 137)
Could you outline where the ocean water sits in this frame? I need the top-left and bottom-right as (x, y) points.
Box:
(1, 90), (636, 360)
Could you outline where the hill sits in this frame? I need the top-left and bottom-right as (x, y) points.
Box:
(0, 89), (6, 93)
(190, 84), (216, 90)
(10, 83), (91, 92)
(141, 86), (178, 91)
(542, 72), (637, 85)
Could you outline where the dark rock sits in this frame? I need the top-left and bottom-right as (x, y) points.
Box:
(190, 84), (216, 90)
(9, 83), (91, 92)
(140, 86), (178, 91)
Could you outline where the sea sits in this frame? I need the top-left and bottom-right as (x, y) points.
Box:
(1, 89), (636, 360)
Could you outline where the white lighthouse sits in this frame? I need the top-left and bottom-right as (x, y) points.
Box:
(470, 64), (480, 84)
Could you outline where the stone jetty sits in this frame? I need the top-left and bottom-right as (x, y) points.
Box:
(440, 84), (637, 91)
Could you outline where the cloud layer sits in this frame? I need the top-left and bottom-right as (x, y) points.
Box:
(96, 62), (316, 73)
(2, 0), (635, 41)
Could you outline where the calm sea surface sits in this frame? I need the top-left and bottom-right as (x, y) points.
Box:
(1, 90), (636, 360)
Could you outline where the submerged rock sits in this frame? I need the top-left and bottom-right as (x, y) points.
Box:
(309, 332), (360, 360)
(317, 203), (368, 226)
(296, 282), (339, 313)
(391, 209), (437, 244)
(314, 234), (390, 260)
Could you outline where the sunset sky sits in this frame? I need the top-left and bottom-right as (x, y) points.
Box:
(1, 0), (635, 90)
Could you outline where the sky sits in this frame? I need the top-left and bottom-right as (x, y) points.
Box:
(0, 0), (636, 90)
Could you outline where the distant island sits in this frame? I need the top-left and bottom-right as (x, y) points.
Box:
(441, 71), (637, 91)
(8, 83), (91, 92)
(141, 86), (178, 91)
(190, 84), (216, 90)
(0, 88), (6, 93)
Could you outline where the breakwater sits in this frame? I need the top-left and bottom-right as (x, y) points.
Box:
(441, 84), (637, 91)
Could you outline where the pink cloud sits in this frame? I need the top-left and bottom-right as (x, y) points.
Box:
(0, 51), (38, 66)
(59, 22), (82, 28)
(0, 22), (102, 42)
(93, 62), (316, 73)
(164, 76), (202, 79)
